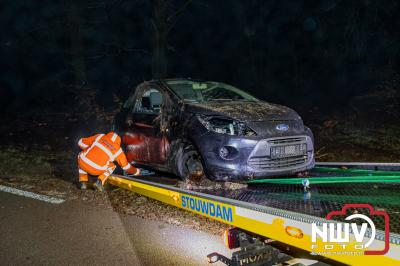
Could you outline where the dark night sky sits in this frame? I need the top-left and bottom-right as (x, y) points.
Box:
(1, 0), (399, 114)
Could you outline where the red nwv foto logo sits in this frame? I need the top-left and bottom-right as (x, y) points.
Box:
(312, 204), (390, 255)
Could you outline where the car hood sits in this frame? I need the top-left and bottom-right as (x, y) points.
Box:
(186, 101), (301, 122)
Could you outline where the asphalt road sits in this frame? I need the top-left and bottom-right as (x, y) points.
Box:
(0, 189), (231, 265)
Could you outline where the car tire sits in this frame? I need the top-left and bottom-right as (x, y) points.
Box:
(175, 143), (206, 181)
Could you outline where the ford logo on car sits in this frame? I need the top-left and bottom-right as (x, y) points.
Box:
(276, 124), (289, 131)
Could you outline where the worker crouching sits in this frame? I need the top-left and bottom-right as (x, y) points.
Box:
(77, 132), (140, 191)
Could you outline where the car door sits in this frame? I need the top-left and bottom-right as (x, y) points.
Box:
(123, 84), (168, 166)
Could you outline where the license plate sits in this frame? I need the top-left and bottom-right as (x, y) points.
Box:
(271, 144), (306, 158)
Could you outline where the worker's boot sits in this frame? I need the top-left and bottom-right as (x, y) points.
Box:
(78, 182), (88, 190)
(93, 180), (105, 192)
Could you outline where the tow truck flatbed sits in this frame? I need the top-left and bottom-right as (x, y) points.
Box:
(108, 163), (400, 265)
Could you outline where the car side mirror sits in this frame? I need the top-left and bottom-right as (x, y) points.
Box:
(126, 118), (133, 126)
(125, 113), (134, 127)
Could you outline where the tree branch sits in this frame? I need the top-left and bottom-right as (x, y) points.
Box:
(167, 0), (193, 22)
(166, 1), (193, 34)
(151, 18), (160, 35)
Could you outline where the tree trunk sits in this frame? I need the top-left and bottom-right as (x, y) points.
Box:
(66, 1), (87, 85)
(152, 31), (168, 78)
(151, 0), (169, 79)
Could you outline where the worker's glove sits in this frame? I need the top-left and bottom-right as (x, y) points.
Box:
(126, 165), (140, 176)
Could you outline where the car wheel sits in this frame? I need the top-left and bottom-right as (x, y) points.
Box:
(176, 144), (206, 181)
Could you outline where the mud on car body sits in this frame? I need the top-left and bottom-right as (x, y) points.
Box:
(114, 78), (315, 182)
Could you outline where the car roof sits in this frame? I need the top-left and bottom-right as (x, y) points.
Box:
(148, 78), (207, 84)
(140, 78), (218, 100)
(144, 78), (209, 91)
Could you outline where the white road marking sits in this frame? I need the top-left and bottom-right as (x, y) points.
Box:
(0, 185), (65, 204)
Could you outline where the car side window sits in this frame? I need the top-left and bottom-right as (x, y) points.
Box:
(134, 88), (163, 114)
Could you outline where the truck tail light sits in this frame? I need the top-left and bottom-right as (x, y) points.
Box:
(223, 228), (241, 249)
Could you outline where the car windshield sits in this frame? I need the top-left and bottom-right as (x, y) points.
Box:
(165, 80), (259, 103)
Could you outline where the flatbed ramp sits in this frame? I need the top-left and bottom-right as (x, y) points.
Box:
(108, 164), (400, 265)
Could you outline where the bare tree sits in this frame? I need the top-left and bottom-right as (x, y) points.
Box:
(65, 1), (87, 85)
(151, 0), (193, 78)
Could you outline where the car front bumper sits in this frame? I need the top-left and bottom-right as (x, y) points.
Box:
(193, 133), (315, 181)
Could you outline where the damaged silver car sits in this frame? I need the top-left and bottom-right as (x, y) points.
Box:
(115, 79), (315, 181)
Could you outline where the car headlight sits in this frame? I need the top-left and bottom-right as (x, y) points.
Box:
(197, 115), (256, 136)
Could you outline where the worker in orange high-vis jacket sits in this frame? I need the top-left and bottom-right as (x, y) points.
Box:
(77, 132), (140, 191)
